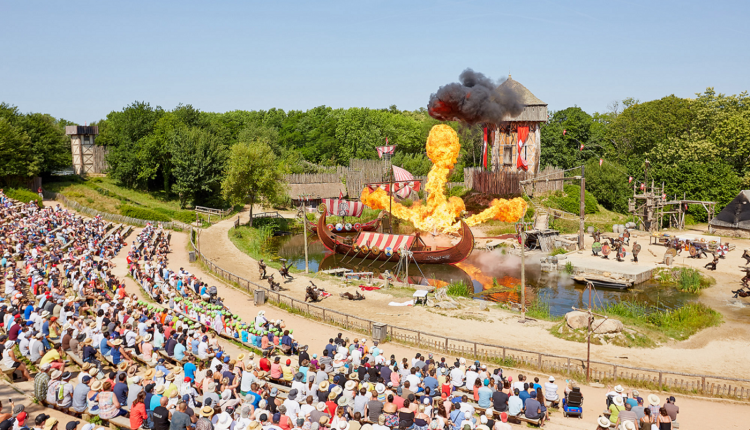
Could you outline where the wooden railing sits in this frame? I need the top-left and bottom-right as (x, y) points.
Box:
(189, 227), (750, 400)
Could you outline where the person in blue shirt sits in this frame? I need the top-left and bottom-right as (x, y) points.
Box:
(100, 336), (113, 356)
(174, 340), (186, 361)
(240, 327), (249, 343)
(23, 304), (34, 320)
(200, 285), (207, 296)
(449, 408), (465, 430)
(183, 356), (197, 381)
(244, 390), (261, 409)
(519, 384), (531, 406)
(477, 379), (493, 408)
(191, 337), (200, 354)
(155, 359), (171, 376)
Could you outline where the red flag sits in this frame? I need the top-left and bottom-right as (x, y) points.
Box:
(517, 126), (529, 171)
(628, 176), (633, 183)
(640, 183), (645, 190)
(482, 127), (488, 170)
(599, 158), (603, 166)
(579, 144), (584, 151)
(563, 129), (566, 135)
(339, 190), (343, 199)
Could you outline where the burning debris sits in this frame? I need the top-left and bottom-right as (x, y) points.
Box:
(427, 69), (524, 124)
(361, 125), (527, 234)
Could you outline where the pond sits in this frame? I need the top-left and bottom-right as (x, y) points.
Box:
(263, 233), (696, 317)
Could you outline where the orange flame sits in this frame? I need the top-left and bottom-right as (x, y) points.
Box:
(361, 124), (527, 233)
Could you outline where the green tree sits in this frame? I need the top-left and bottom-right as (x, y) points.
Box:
(170, 128), (227, 208)
(582, 158), (632, 213)
(0, 118), (38, 181)
(541, 107), (606, 170)
(221, 140), (285, 225)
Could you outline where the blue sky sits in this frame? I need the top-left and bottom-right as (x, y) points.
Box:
(1, 0), (747, 123)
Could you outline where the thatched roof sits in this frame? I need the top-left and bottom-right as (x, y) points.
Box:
(709, 190), (750, 230)
(499, 76), (548, 122)
(288, 182), (346, 200)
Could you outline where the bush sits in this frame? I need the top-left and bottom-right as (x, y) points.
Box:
(400, 198), (414, 207)
(548, 184), (599, 214)
(153, 207), (198, 224)
(447, 185), (468, 198)
(119, 205), (171, 222)
(6, 188), (42, 207)
(445, 281), (472, 297)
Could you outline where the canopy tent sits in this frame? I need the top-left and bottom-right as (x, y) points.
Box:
(709, 190), (750, 231)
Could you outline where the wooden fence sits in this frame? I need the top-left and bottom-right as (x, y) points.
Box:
(45, 191), (194, 231)
(464, 166), (565, 196)
(189, 227), (750, 400)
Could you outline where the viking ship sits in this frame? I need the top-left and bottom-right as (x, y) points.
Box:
(316, 203), (474, 265)
(306, 198), (384, 233)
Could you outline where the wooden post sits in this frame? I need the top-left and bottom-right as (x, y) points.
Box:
(579, 164), (585, 250)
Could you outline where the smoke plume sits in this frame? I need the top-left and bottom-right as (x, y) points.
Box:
(427, 69), (524, 124)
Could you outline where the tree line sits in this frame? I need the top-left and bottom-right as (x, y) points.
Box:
(1, 87), (746, 220)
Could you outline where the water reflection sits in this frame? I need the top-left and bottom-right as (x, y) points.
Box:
(264, 234), (695, 316)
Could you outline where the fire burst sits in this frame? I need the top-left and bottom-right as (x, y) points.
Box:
(361, 125), (527, 234)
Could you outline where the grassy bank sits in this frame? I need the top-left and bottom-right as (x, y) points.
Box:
(228, 217), (297, 270)
(551, 300), (722, 348)
(654, 267), (715, 293)
(46, 176), (234, 224)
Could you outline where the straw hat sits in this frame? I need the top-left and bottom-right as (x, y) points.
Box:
(51, 370), (62, 379)
(88, 368), (98, 377)
(375, 383), (385, 394)
(316, 402), (327, 412)
(318, 381), (329, 391)
(648, 394), (660, 406)
(82, 338), (92, 346)
(91, 380), (104, 391)
(144, 334), (152, 342)
(117, 362), (128, 371)
(248, 422), (261, 430)
(345, 380), (357, 391)
(614, 385), (624, 394)
(155, 370), (165, 378)
(88, 321), (96, 328)
(237, 353), (246, 361)
(622, 422), (636, 430)
(135, 336), (143, 343)
(154, 385), (165, 395)
(144, 369), (155, 379)
(81, 363), (93, 371)
(111, 339), (123, 346)
(348, 372), (359, 381)
(597, 416), (610, 427)
(199, 406), (214, 418)
(127, 365), (137, 376)
(613, 395), (624, 406)
(336, 397), (347, 407)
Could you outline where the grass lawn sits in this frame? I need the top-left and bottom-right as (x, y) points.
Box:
(45, 176), (232, 224)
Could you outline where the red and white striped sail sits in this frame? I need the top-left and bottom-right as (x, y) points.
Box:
(322, 199), (364, 217)
(355, 231), (415, 251)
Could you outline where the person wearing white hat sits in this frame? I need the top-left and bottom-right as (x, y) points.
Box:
(596, 415), (611, 430)
(608, 395), (626, 425)
(543, 376), (559, 405)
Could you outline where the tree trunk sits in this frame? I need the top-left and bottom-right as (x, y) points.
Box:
(248, 194), (255, 227)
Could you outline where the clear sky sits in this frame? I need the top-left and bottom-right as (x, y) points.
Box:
(1, 0), (747, 124)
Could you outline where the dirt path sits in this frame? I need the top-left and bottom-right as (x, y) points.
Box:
(196, 208), (750, 382)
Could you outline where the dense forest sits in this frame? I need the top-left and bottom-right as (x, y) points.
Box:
(1, 88), (747, 220)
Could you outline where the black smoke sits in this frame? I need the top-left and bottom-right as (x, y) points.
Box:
(427, 69), (524, 124)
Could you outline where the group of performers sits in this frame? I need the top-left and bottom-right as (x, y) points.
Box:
(591, 229), (641, 263)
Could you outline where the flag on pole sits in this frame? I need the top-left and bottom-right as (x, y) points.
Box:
(563, 129), (566, 135)
(599, 158), (603, 166)
(640, 183), (645, 190)
(376, 145), (396, 159)
(579, 143), (584, 151)
(392, 165), (416, 198)
(482, 127), (488, 170)
(629, 176), (633, 183)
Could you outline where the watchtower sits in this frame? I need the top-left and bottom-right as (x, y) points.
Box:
(65, 125), (106, 175)
(491, 76), (548, 174)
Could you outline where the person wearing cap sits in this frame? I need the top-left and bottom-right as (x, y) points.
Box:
(33, 413), (51, 430)
(64, 420), (80, 430)
(43, 417), (58, 430)
(659, 395), (678, 422)
(543, 376), (559, 407)
(72, 375), (92, 413)
(1, 339), (31, 381)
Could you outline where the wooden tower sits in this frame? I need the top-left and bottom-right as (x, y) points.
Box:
(491, 76), (548, 174)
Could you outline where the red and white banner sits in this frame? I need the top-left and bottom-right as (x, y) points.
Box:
(482, 127), (488, 170)
(322, 199), (364, 217)
(516, 126), (529, 171)
(376, 145), (396, 159)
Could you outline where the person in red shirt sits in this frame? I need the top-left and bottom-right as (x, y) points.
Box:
(259, 351), (272, 372)
(130, 391), (148, 430)
(325, 391), (337, 417)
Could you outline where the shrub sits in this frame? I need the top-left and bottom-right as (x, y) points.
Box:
(547, 184), (599, 214)
(550, 248), (568, 256)
(400, 198), (414, 207)
(153, 207), (198, 224)
(6, 188), (42, 207)
(119, 205), (171, 222)
(445, 281), (472, 297)
(447, 186), (468, 198)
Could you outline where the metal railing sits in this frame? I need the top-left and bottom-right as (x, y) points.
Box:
(188, 227), (750, 400)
